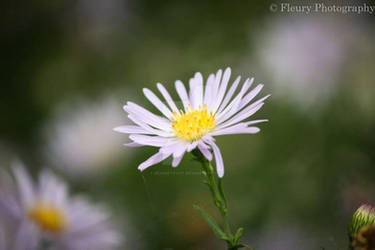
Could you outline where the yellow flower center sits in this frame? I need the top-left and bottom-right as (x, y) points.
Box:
(28, 203), (67, 234)
(171, 104), (215, 142)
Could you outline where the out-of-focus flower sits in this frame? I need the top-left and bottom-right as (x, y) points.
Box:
(0, 164), (120, 250)
(255, 17), (352, 107)
(114, 67), (269, 177)
(349, 204), (375, 249)
(44, 95), (129, 177)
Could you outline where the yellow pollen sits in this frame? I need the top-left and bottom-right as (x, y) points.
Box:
(171, 104), (215, 142)
(28, 203), (67, 234)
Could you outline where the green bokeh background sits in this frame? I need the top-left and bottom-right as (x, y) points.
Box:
(1, 1), (375, 249)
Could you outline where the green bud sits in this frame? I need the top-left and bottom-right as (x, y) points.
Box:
(349, 204), (375, 250)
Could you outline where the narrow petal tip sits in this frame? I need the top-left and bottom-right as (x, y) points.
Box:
(138, 166), (145, 171)
(218, 170), (224, 178)
(113, 126), (123, 133)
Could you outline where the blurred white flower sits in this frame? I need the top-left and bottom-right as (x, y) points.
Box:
(255, 16), (353, 107)
(0, 164), (120, 250)
(44, 95), (129, 177)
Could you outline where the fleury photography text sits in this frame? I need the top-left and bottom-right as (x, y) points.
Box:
(270, 2), (375, 14)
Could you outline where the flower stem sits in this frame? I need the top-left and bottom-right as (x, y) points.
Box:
(192, 150), (252, 250)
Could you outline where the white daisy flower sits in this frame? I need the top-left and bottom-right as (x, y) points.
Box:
(114, 67), (269, 177)
(0, 164), (120, 250)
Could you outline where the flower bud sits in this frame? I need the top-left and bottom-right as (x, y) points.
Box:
(349, 204), (375, 250)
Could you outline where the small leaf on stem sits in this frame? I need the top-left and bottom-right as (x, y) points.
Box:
(193, 204), (230, 241)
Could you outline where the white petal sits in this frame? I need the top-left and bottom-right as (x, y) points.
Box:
(207, 69), (222, 110)
(127, 114), (173, 137)
(124, 102), (172, 132)
(189, 72), (203, 110)
(39, 170), (67, 207)
(218, 103), (265, 129)
(216, 119), (268, 131)
(216, 76), (241, 114)
(244, 119), (269, 126)
(157, 83), (180, 114)
(160, 141), (186, 156)
(203, 73), (215, 108)
(143, 88), (174, 119)
(138, 151), (171, 171)
(175, 80), (191, 111)
(238, 84), (264, 110)
(206, 140), (224, 178)
(212, 67), (231, 114)
(215, 78), (252, 124)
(187, 141), (198, 152)
(65, 203), (120, 250)
(247, 94), (271, 110)
(211, 126), (260, 136)
(113, 125), (150, 134)
(67, 199), (108, 233)
(198, 142), (213, 161)
(0, 192), (22, 219)
(13, 164), (34, 207)
(172, 143), (188, 158)
(124, 142), (143, 147)
(62, 226), (119, 250)
(13, 220), (39, 250)
(172, 153), (184, 167)
(202, 134), (215, 143)
(129, 134), (171, 147)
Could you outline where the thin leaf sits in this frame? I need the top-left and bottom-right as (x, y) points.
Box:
(233, 227), (244, 243)
(193, 204), (229, 241)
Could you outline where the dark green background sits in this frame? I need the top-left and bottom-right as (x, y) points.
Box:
(1, 1), (375, 249)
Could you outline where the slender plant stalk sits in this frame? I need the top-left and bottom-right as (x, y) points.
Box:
(192, 150), (252, 250)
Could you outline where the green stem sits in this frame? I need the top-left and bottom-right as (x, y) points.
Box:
(192, 150), (250, 249)
(204, 159), (232, 236)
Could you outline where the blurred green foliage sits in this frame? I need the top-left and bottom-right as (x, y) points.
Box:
(1, 0), (375, 249)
